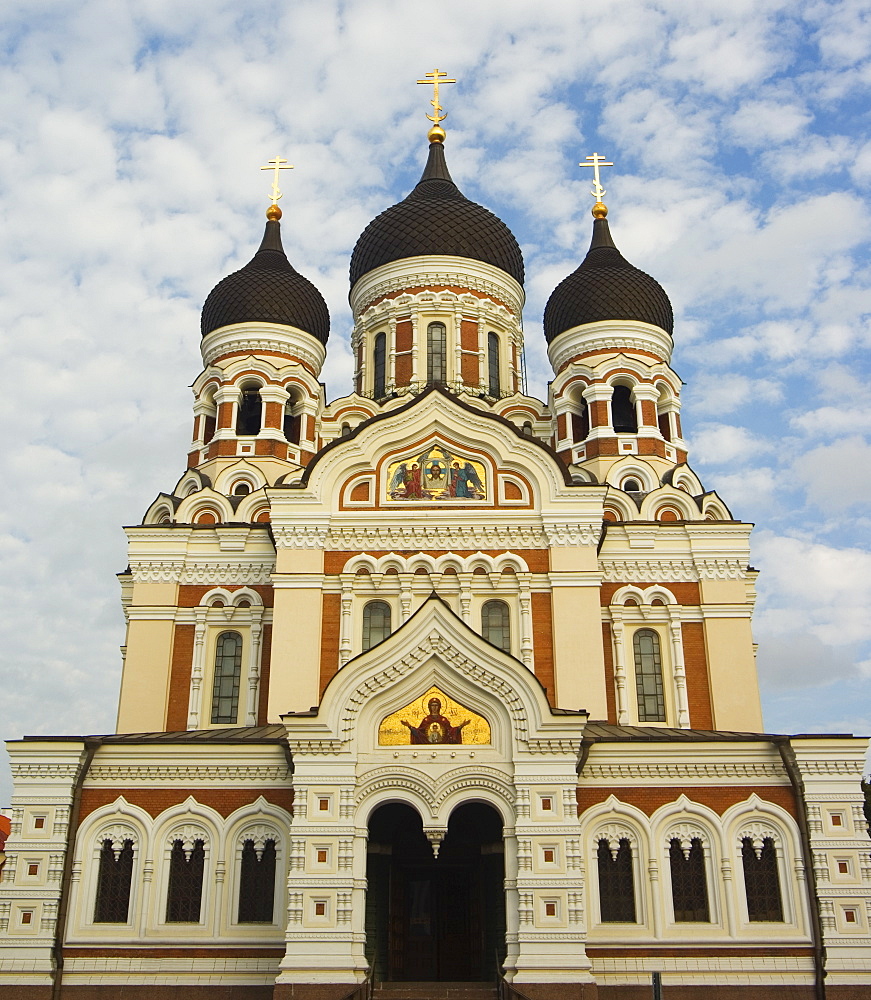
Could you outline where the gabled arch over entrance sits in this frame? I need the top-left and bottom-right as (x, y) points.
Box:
(366, 802), (505, 983)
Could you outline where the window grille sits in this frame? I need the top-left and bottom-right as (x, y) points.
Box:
(211, 631), (242, 724)
(373, 333), (386, 398)
(93, 839), (134, 923)
(236, 385), (262, 435)
(488, 332), (501, 396)
(165, 839), (205, 922)
(362, 601), (392, 651)
(742, 837), (783, 921)
(633, 629), (665, 722)
(427, 323), (447, 384)
(669, 838), (710, 921)
(611, 385), (637, 433)
(482, 600), (511, 653)
(597, 838), (636, 922)
(238, 839), (277, 922)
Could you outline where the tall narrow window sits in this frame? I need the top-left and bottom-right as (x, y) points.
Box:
(427, 322), (447, 384)
(238, 839), (277, 922)
(597, 839), (636, 922)
(572, 401), (590, 442)
(742, 837), (783, 921)
(236, 383), (262, 435)
(669, 838), (710, 922)
(211, 631), (242, 724)
(611, 385), (637, 433)
(373, 333), (386, 398)
(633, 629), (665, 722)
(166, 839), (205, 922)
(488, 332), (501, 397)
(284, 400), (301, 443)
(94, 839), (134, 923)
(482, 600), (511, 653)
(362, 601), (392, 651)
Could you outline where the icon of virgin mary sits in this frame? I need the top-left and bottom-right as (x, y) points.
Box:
(401, 698), (470, 744)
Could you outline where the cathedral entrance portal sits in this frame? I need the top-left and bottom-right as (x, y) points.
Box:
(365, 802), (506, 982)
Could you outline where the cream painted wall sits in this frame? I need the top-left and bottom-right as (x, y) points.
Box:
(116, 619), (175, 733)
(704, 616), (763, 732)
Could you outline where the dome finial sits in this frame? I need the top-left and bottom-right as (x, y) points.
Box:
(416, 67), (456, 143)
(260, 155), (294, 215)
(580, 152), (614, 218)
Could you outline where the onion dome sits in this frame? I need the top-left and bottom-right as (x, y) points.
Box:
(349, 141), (524, 287)
(543, 213), (673, 342)
(201, 211), (330, 343)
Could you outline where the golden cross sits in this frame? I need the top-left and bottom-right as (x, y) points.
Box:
(416, 68), (456, 125)
(580, 152), (614, 202)
(260, 156), (294, 205)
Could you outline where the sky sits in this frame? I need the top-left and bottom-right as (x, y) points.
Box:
(1, 0), (870, 804)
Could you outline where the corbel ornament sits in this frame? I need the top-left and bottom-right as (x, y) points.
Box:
(236, 823), (282, 855)
(735, 821), (780, 857)
(273, 524), (331, 549)
(165, 824), (209, 854)
(695, 558), (747, 580)
(86, 764), (289, 783)
(94, 823), (139, 856)
(325, 524), (548, 550)
(599, 558), (699, 583)
(593, 822), (638, 857)
(129, 559), (185, 583)
(665, 823), (708, 857)
(201, 325), (326, 373)
(542, 522), (600, 547)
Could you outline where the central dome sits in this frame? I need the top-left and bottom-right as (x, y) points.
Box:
(349, 142), (524, 288)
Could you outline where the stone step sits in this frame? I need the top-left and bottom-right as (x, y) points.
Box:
(373, 983), (498, 1000)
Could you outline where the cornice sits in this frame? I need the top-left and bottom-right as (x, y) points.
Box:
(547, 320), (673, 371)
(350, 256), (525, 319)
(127, 559), (275, 585)
(580, 762), (788, 782)
(86, 764), (290, 784)
(323, 524), (550, 550)
(599, 559), (699, 583)
(356, 286), (519, 334)
(200, 322), (326, 372)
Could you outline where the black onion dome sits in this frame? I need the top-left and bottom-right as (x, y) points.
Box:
(201, 219), (330, 343)
(543, 217), (673, 342)
(349, 142), (524, 287)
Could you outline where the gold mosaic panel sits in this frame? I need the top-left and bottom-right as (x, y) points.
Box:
(378, 686), (491, 746)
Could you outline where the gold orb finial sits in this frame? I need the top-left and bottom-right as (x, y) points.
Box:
(592, 201), (608, 219)
(266, 204), (282, 221)
(427, 124), (446, 144)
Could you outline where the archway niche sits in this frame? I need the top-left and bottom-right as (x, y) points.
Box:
(365, 801), (505, 983)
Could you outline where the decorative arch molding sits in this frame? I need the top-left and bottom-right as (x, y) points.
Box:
(604, 458), (657, 493)
(720, 793), (802, 854)
(214, 460), (266, 497)
(639, 486), (702, 522)
(172, 468), (213, 499)
(175, 488), (234, 524)
(151, 796), (223, 850)
(343, 551), (532, 579)
(652, 795), (721, 853)
(610, 585), (678, 609)
(76, 797), (152, 855)
(198, 586), (264, 609)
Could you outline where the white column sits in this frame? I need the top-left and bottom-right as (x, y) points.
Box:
(518, 574), (533, 668)
(187, 610), (208, 730)
(245, 615), (263, 726)
(399, 574), (413, 624)
(339, 578), (353, 666)
(668, 610), (690, 728)
(610, 614), (629, 725)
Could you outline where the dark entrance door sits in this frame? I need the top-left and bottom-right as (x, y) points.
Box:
(366, 802), (505, 982)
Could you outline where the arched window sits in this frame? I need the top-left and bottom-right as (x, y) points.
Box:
(611, 385), (637, 433)
(166, 839), (205, 922)
(238, 839), (277, 923)
(742, 837), (783, 921)
(597, 839), (636, 922)
(211, 631), (242, 724)
(284, 399), (301, 444)
(362, 601), (392, 651)
(202, 388), (217, 445)
(572, 401), (589, 441)
(373, 333), (386, 398)
(669, 838), (709, 922)
(633, 629), (665, 722)
(236, 383), (262, 435)
(488, 332), (501, 396)
(94, 839), (134, 923)
(341, 423), (352, 437)
(482, 600), (510, 653)
(427, 322), (447, 384)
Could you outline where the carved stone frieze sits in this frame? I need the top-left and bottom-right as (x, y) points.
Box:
(542, 523), (600, 547)
(273, 525), (331, 549)
(86, 765), (290, 783)
(599, 559), (699, 583)
(325, 525), (548, 550)
(180, 561), (275, 585)
(581, 762), (785, 780)
(128, 560), (185, 583)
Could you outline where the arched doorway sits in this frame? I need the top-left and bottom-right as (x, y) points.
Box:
(366, 802), (505, 982)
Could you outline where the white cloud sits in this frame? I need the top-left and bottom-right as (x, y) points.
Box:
(687, 423), (773, 465)
(791, 435), (871, 510)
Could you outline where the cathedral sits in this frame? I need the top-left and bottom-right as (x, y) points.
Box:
(2, 81), (869, 1000)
